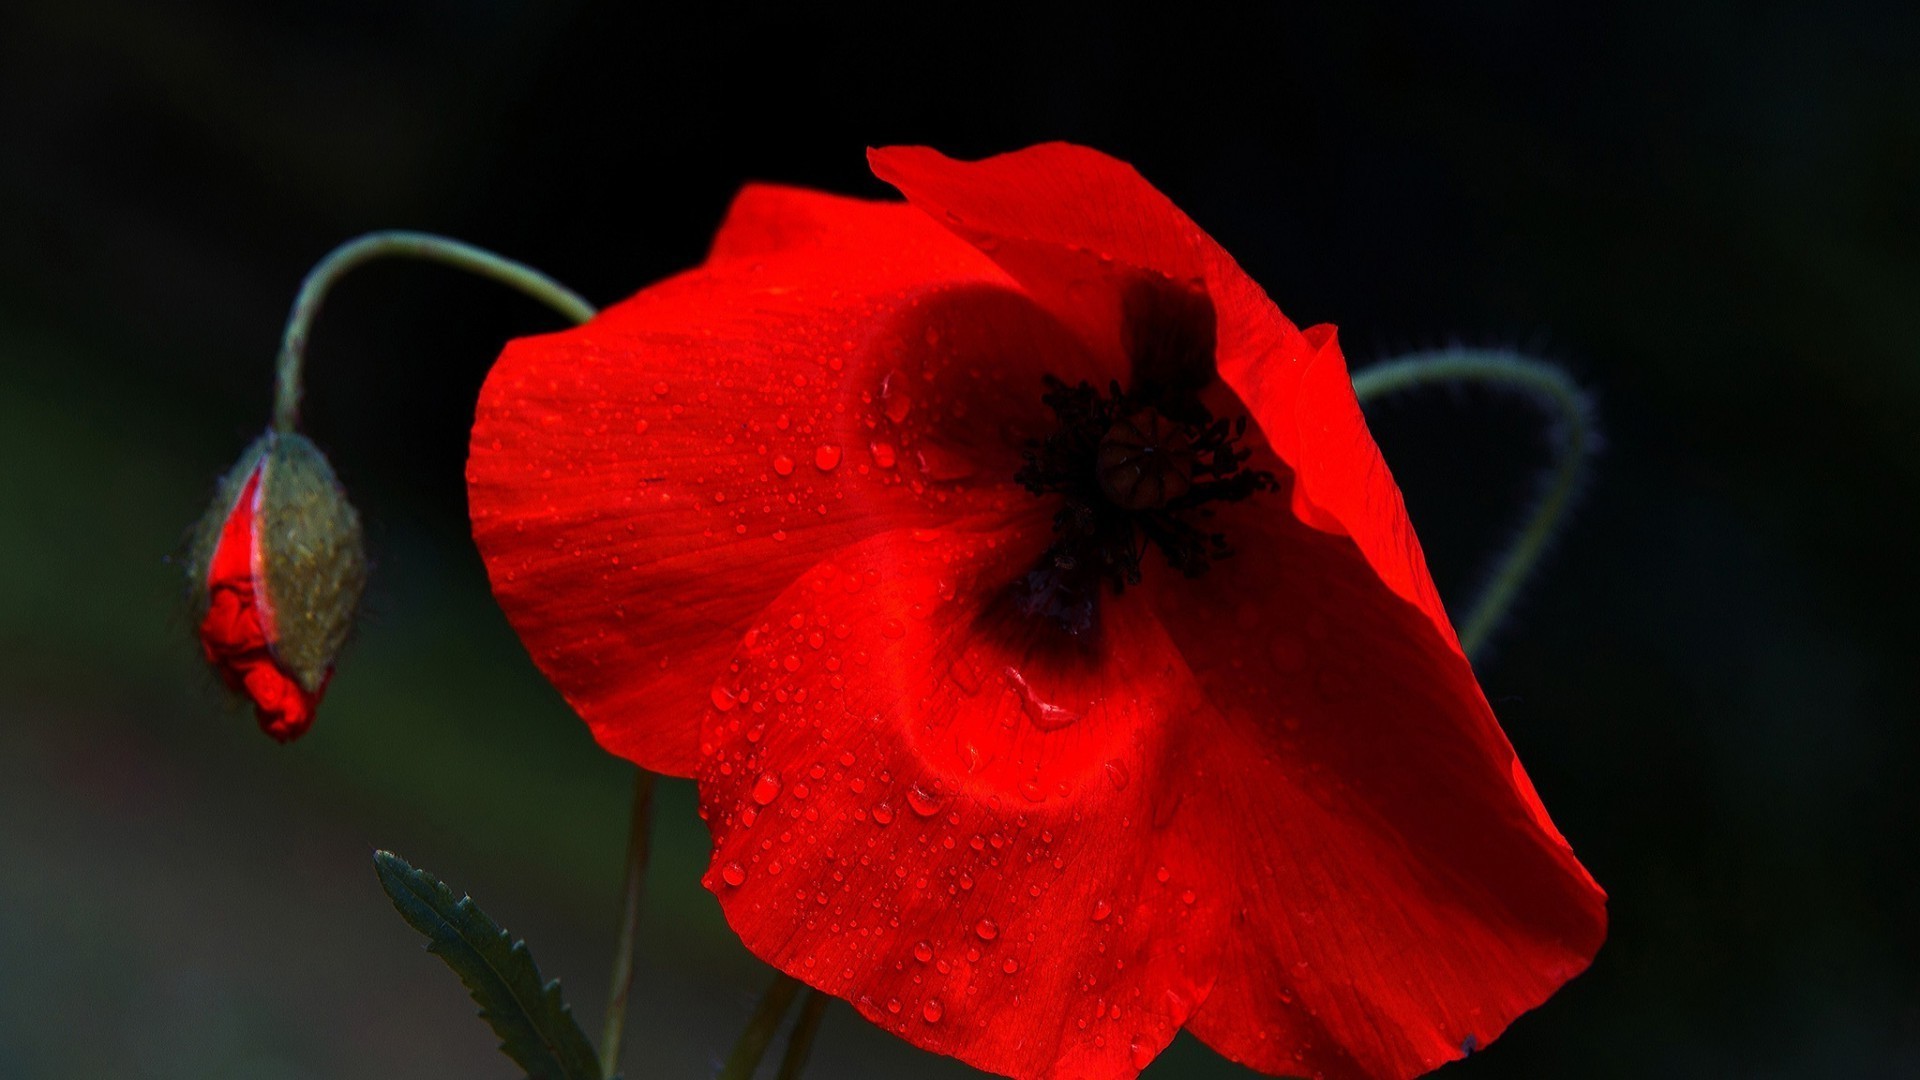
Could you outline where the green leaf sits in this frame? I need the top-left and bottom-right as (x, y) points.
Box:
(373, 850), (606, 1080)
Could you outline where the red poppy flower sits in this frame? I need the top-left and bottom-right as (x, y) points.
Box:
(468, 144), (1606, 1079)
(193, 434), (364, 742)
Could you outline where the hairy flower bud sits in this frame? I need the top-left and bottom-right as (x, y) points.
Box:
(187, 433), (366, 741)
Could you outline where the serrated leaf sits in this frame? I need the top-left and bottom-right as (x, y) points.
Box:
(374, 850), (606, 1080)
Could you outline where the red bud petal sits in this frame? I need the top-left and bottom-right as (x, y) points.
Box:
(197, 458), (324, 741)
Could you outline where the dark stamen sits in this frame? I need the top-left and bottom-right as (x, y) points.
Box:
(1014, 377), (1274, 634)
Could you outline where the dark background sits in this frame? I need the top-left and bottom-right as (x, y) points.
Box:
(2, 2), (1915, 1077)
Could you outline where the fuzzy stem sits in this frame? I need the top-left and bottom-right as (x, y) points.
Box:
(717, 974), (804, 1080)
(1350, 349), (1595, 660)
(598, 769), (658, 1078)
(775, 991), (830, 1080)
(272, 230), (596, 433)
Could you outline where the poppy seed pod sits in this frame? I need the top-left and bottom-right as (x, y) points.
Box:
(188, 432), (366, 741)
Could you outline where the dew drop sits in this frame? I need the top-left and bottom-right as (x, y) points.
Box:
(709, 683), (739, 712)
(1130, 1036), (1155, 1070)
(922, 998), (944, 1023)
(1103, 760), (1130, 791)
(974, 918), (998, 941)
(906, 784), (944, 817)
(1092, 899), (1112, 922)
(1001, 666), (1079, 731)
(870, 441), (897, 469)
(881, 370), (913, 423)
(872, 802), (895, 826)
(751, 773), (782, 806)
(1156, 865), (1172, 884)
(773, 454), (795, 476)
(1002, 958), (1019, 975)
(814, 445), (842, 472)
(721, 862), (746, 887)
(913, 941), (934, 963)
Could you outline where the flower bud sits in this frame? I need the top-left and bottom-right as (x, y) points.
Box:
(188, 433), (366, 741)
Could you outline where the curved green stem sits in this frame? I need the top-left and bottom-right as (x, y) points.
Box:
(272, 230), (595, 432)
(717, 974), (804, 1080)
(775, 991), (830, 1080)
(598, 769), (657, 1078)
(1351, 349), (1595, 660)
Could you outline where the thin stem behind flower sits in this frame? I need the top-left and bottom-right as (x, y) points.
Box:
(776, 991), (831, 1080)
(1351, 349), (1597, 660)
(271, 230), (596, 433)
(718, 974), (804, 1080)
(599, 769), (658, 1078)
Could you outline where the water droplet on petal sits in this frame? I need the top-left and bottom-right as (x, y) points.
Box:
(751, 773), (782, 806)
(872, 802), (895, 826)
(974, 918), (998, 941)
(1092, 899), (1112, 922)
(721, 862), (746, 887)
(906, 784), (944, 817)
(814, 445), (842, 472)
(913, 941), (933, 963)
(1130, 1035), (1155, 1069)
(1002, 958), (1019, 974)
(922, 998), (944, 1023)
(1103, 759), (1130, 790)
(710, 683), (739, 712)
(881, 370), (913, 423)
(773, 454), (795, 476)
(1001, 666), (1079, 731)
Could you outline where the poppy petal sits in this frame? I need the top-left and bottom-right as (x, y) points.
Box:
(697, 522), (1228, 1080)
(469, 186), (1105, 775)
(1144, 497), (1607, 1079)
(869, 143), (1455, 644)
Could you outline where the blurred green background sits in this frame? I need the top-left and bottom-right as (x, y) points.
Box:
(1, 1), (1914, 1077)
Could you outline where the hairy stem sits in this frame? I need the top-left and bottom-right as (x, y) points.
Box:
(272, 230), (595, 432)
(1351, 349), (1596, 660)
(598, 769), (658, 1078)
(717, 974), (804, 1080)
(775, 991), (831, 1080)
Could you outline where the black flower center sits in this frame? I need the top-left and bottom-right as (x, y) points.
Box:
(1011, 276), (1275, 635)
